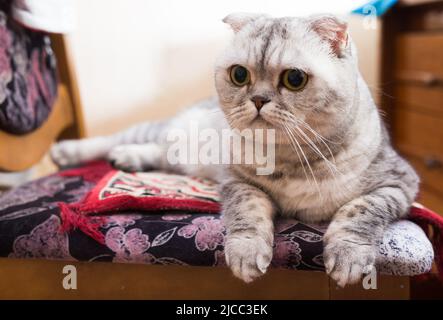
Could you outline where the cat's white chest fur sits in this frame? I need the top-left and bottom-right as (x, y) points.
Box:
(273, 172), (362, 222)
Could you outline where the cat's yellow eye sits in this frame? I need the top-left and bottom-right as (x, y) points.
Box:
(230, 65), (250, 87)
(281, 69), (308, 91)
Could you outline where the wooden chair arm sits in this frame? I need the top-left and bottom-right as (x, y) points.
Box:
(0, 85), (74, 172)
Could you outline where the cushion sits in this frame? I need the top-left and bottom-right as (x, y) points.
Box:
(0, 162), (435, 277)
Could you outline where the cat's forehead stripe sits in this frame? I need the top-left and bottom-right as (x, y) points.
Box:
(258, 23), (275, 75)
(251, 19), (291, 75)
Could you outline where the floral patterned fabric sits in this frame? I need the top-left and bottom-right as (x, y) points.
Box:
(0, 1), (57, 135)
(0, 169), (434, 276)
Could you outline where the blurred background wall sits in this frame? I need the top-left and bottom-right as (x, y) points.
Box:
(68, 0), (379, 136)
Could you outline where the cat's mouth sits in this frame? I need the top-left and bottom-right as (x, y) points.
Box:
(251, 114), (268, 124)
(251, 112), (276, 126)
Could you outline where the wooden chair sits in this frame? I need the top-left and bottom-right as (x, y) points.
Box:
(0, 34), (410, 300)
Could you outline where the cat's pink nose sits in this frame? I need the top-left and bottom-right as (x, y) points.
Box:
(251, 96), (270, 110)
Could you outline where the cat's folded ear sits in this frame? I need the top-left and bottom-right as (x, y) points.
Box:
(223, 12), (268, 33)
(308, 14), (349, 57)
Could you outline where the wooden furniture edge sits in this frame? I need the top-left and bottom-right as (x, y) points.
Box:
(0, 258), (409, 300)
(50, 34), (86, 139)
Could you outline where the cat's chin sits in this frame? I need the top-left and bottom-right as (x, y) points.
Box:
(250, 116), (268, 125)
(230, 117), (271, 131)
(248, 115), (276, 129)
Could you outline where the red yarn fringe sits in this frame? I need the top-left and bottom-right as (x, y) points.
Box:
(59, 202), (106, 244)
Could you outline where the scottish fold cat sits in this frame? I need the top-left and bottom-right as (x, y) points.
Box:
(51, 13), (419, 286)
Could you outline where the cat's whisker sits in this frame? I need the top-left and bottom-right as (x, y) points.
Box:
(208, 104), (247, 117)
(293, 134), (324, 203)
(295, 129), (338, 176)
(283, 123), (323, 202)
(294, 116), (340, 146)
(289, 123), (352, 186)
(283, 114), (345, 180)
(229, 109), (248, 119)
(292, 127), (351, 199)
(281, 115), (348, 201)
(292, 125), (340, 176)
(297, 121), (339, 155)
(221, 105), (251, 127)
(295, 126), (356, 200)
(281, 123), (312, 187)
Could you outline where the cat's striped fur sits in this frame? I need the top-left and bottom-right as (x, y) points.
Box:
(51, 13), (419, 286)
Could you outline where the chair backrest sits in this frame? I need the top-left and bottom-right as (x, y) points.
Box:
(0, 34), (86, 172)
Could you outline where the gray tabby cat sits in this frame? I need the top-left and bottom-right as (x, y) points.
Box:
(51, 13), (419, 287)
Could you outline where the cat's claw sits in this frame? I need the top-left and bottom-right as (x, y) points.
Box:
(224, 235), (273, 283)
(323, 237), (376, 287)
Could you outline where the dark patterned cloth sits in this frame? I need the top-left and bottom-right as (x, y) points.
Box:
(0, 1), (57, 135)
(0, 170), (325, 270)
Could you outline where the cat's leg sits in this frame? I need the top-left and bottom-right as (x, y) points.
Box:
(221, 178), (275, 283)
(51, 120), (166, 167)
(50, 136), (115, 167)
(323, 186), (413, 287)
(107, 143), (165, 172)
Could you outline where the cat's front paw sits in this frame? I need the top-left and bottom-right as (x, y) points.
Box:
(107, 145), (144, 172)
(50, 140), (82, 167)
(323, 237), (376, 287)
(224, 235), (273, 283)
